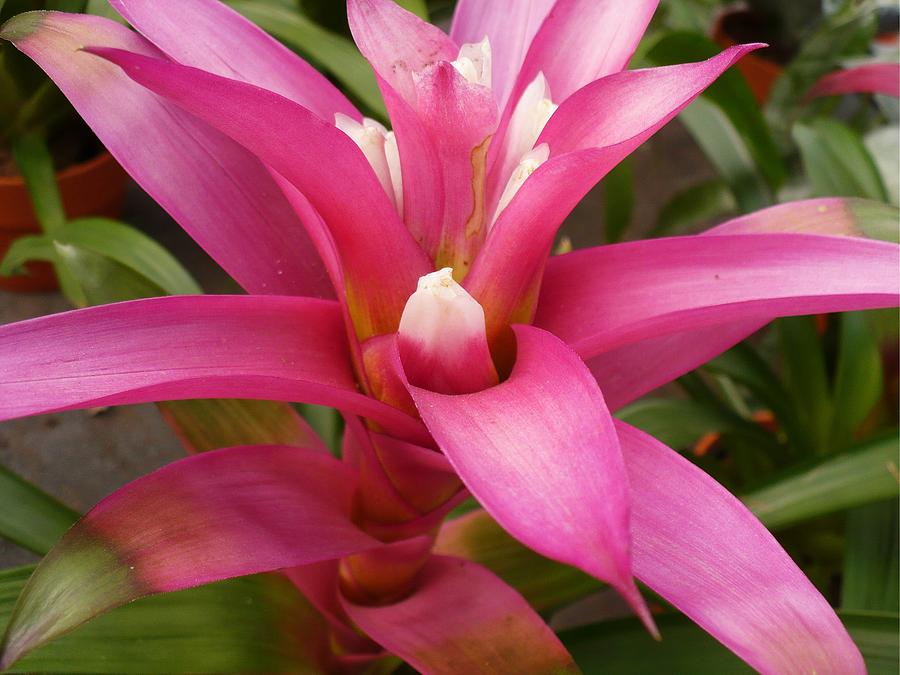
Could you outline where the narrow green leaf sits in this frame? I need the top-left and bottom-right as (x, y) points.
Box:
(601, 157), (634, 243)
(778, 316), (833, 454)
(558, 611), (898, 675)
(435, 511), (601, 611)
(0, 567), (326, 674)
(225, 1), (387, 119)
(84, 0), (128, 24)
(830, 312), (884, 449)
(43, 0), (85, 11)
(706, 342), (813, 456)
(794, 118), (889, 201)
(52, 242), (167, 308)
(157, 399), (323, 454)
(617, 397), (774, 452)
(394, 0), (428, 20)
(742, 432), (900, 530)
(298, 403), (343, 455)
(842, 611), (900, 675)
(0, 465), (78, 555)
(645, 32), (786, 209)
(652, 178), (736, 237)
(680, 98), (774, 213)
(0, 235), (54, 276)
(561, 613), (754, 674)
(57, 218), (202, 295)
(10, 132), (65, 234)
(766, 1), (877, 139)
(843, 499), (899, 612)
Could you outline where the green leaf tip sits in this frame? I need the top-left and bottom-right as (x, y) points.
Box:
(0, 11), (47, 43)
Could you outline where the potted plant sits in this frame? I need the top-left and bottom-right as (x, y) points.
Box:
(0, 0), (128, 292)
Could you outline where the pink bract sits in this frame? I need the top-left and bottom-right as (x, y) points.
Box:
(1, 1), (898, 672)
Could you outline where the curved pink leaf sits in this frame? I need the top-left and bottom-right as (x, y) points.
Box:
(0, 445), (378, 669)
(109, 0), (359, 119)
(405, 324), (655, 630)
(516, 0), (659, 104)
(412, 62), (498, 271)
(807, 63), (900, 99)
(0, 295), (428, 444)
(450, 0), (556, 110)
(588, 320), (768, 411)
(468, 45), (760, 343)
(90, 46), (431, 339)
(535, 233), (900, 360)
(342, 556), (579, 674)
(580, 197), (899, 409)
(1, 11), (332, 298)
(620, 421), (865, 674)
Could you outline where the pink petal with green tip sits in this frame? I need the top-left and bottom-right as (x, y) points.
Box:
(405, 324), (655, 631)
(108, 0), (359, 119)
(808, 63), (900, 99)
(1, 11), (332, 298)
(90, 46), (431, 339)
(535, 233), (900, 360)
(0, 295), (428, 444)
(619, 421), (865, 674)
(342, 556), (579, 675)
(468, 45), (760, 342)
(0, 445), (378, 670)
(579, 197), (899, 409)
(450, 0), (556, 110)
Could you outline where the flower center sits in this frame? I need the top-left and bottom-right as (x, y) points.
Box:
(450, 37), (492, 89)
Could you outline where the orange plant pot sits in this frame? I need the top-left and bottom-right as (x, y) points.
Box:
(0, 151), (130, 293)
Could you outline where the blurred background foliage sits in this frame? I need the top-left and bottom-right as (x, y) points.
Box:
(0, 0), (897, 672)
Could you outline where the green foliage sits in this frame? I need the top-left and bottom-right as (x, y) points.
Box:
(644, 31), (785, 213)
(601, 158), (634, 243)
(559, 611), (899, 675)
(794, 118), (889, 201)
(0, 567), (325, 673)
(0, 466), (78, 555)
(743, 433), (900, 530)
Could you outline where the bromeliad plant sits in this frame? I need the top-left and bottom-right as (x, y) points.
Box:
(0, 0), (898, 672)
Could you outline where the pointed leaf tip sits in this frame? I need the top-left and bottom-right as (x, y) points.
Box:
(0, 11), (46, 42)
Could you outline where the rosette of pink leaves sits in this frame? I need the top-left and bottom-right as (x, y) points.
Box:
(0, 0), (898, 672)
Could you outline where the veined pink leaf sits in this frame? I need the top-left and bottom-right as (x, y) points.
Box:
(619, 421), (865, 674)
(0, 11), (333, 298)
(588, 320), (768, 411)
(486, 0), (660, 192)
(0, 445), (378, 669)
(468, 45), (761, 344)
(580, 197), (900, 409)
(108, 0), (359, 120)
(807, 63), (900, 100)
(347, 0), (457, 106)
(536, 233), (900, 360)
(404, 324), (655, 631)
(412, 62), (498, 273)
(450, 0), (556, 110)
(515, 0), (660, 105)
(89, 46), (431, 339)
(342, 556), (579, 674)
(0, 295), (429, 445)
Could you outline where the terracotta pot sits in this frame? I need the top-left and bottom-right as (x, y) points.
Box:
(0, 150), (129, 292)
(713, 8), (785, 104)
